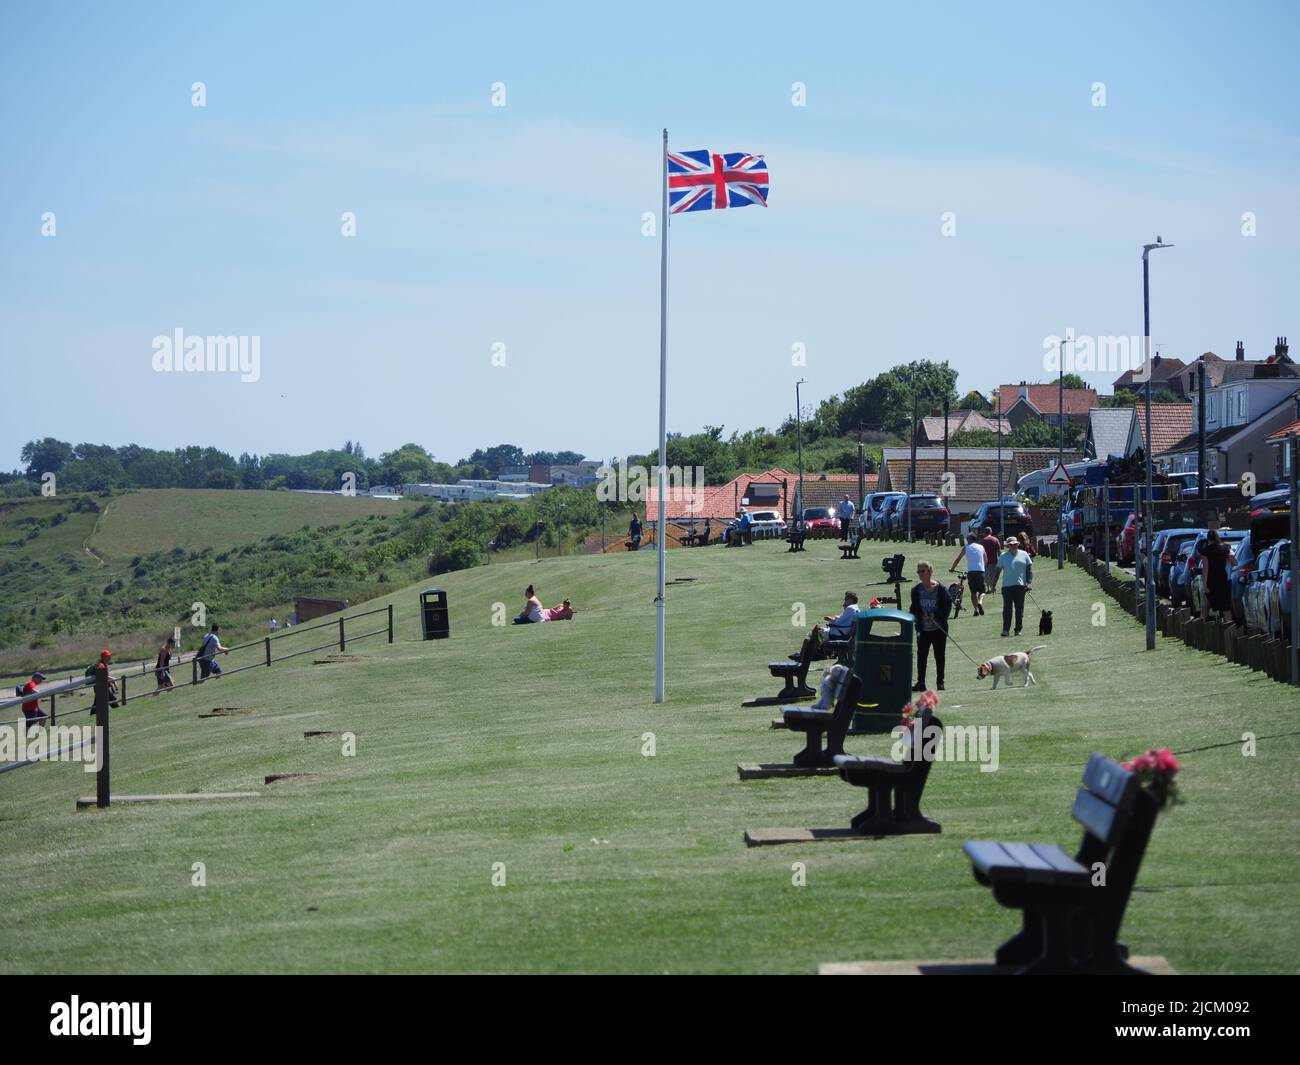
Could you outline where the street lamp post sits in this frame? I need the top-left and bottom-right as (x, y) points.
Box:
(795, 378), (807, 518)
(1058, 337), (1067, 570)
(1142, 237), (1174, 651)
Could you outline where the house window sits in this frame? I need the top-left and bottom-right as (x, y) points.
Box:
(1236, 390), (1246, 420)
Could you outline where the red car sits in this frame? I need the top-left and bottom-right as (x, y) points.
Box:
(1115, 513), (1137, 565)
(800, 506), (842, 536)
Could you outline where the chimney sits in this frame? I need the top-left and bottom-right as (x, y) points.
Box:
(1235, 340), (1245, 361)
(1018, 380), (1028, 402)
(1276, 336), (1291, 364)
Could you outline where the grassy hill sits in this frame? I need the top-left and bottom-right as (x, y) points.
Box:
(88, 489), (414, 559)
(0, 537), (1295, 973)
(0, 490), (422, 674)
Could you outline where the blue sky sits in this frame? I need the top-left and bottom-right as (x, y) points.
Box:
(2, 0), (1297, 469)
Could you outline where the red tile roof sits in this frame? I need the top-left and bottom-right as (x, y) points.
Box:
(1265, 418), (1300, 444)
(1135, 403), (1194, 456)
(997, 384), (1098, 417)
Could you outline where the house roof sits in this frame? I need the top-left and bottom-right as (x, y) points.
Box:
(800, 475), (878, 510)
(1010, 448), (1083, 481)
(882, 458), (1008, 502)
(1216, 360), (1300, 383)
(996, 384), (1098, 417)
(1136, 403), (1194, 456)
(1265, 418), (1300, 444)
(1088, 408), (1137, 458)
(919, 410), (1011, 441)
(1112, 355), (1187, 392)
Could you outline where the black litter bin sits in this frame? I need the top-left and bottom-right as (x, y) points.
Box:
(420, 588), (449, 640)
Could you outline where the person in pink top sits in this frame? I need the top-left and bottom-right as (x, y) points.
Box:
(542, 599), (576, 621)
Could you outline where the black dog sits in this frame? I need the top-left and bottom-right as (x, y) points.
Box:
(1038, 609), (1053, 636)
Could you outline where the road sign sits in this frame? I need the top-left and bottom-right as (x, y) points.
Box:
(1047, 462), (1072, 487)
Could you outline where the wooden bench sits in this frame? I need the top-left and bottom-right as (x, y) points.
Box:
(838, 534), (862, 559)
(832, 706), (942, 836)
(782, 671), (862, 767)
(786, 527), (807, 552)
(962, 753), (1160, 974)
(743, 636), (817, 706)
(821, 633), (853, 664)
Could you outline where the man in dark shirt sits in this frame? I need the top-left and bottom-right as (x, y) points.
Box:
(980, 526), (1001, 591)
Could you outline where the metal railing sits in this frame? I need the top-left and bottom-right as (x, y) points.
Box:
(0, 604), (394, 788)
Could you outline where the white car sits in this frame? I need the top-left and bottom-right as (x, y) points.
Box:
(745, 509), (787, 535)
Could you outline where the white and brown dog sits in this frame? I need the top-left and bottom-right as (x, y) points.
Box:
(976, 646), (1047, 689)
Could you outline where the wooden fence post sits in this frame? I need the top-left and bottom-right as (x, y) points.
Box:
(388, 604), (394, 643)
(339, 617), (346, 652)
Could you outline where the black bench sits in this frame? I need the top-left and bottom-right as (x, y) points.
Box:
(782, 671), (862, 767)
(743, 636), (817, 706)
(881, 553), (906, 583)
(962, 753), (1160, 974)
(786, 526), (807, 552)
(838, 534), (862, 559)
(822, 633), (853, 664)
(832, 706), (943, 836)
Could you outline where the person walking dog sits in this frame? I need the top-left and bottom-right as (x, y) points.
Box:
(910, 561), (952, 691)
(994, 536), (1034, 638)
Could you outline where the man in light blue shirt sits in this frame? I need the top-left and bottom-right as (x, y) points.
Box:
(836, 494), (856, 530)
(994, 536), (1034, 637)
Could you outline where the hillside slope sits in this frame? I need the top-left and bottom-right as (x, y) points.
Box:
(1, 539), (1296, 973)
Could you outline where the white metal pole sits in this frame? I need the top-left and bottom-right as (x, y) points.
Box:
(655, 128), (669, 703)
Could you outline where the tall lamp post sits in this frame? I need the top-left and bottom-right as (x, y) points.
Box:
(795, 378), (807, 518)
(1058, 337), (1068, 570)
(1142, 237), (1174, 651)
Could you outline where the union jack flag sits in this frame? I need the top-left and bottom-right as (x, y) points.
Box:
(668, 149), (769, 214)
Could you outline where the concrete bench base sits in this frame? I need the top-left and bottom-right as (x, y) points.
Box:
(817, 956), (1176, 975)
(737, 763), (839, 780)
(76, 792), (259, 809)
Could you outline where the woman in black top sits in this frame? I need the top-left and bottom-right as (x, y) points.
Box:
(910, 561), (953, 691)
(1201, 528), (1233, 621)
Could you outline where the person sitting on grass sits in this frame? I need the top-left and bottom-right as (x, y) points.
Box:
(513, 585), (546, 624)
(542, 599), (576, 621)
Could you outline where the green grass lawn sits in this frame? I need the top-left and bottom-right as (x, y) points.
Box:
(89, 489), (417, 560)
(1, 537), (1296, 973)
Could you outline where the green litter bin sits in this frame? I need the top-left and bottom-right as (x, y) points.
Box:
(850, 607), (914, 733)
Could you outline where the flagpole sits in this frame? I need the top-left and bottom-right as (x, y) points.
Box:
(655, 128), (669, 703)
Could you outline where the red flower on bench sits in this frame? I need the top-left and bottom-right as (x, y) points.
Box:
(1122, 747), (1182, 810)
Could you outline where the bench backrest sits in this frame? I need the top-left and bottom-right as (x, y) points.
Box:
(1070, 754), (1140, 847)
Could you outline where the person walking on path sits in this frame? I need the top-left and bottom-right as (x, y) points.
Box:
(20, 671), (47, 724)
(980, 526), (1001, 591)
(197, 624), (229, 680)
(994, 536), (1034, 637)
(836, 494), (856, 532)
(950, 531), (988, 615)
(910, 561), (952, 691)
(155, 635), (177, 690)
(90, 650), (115, 717)
(1200, 527), (1234, 623)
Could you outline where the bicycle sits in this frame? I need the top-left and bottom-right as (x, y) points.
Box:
(947, 572), (967, 620)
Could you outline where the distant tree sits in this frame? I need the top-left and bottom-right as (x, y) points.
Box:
(948, 429), (998, 448)
(834, 360), (960, 437)
(958, 390), (991, 413)
(20, 437), (74, 479)
(1061, 373), (1088, 391)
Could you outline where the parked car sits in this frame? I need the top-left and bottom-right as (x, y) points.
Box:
(862, 491), (905, 531)
(745, 509), (787, 536)
(894, 493), (950, 535)
(1152, 528), (1203, 597)
(800, 506), (841, 536)
(969, 500), (1034, 540)
(1231, 499), (1292, 624)
(1264, 539), (1293, 640)
(1169, 540), (1197, 608)
(1188, 529), (1247, 617)
(1243, 541), (1280, 635)
(879, 494), (907, 532)
(1115, 513), (1137, 566)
